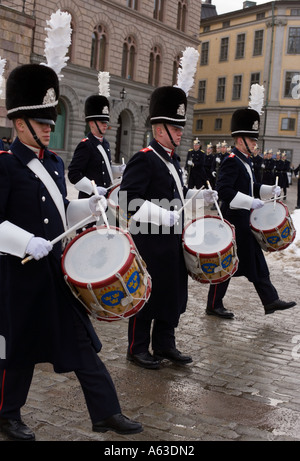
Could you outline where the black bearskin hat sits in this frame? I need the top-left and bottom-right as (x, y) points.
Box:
(231, 108), (260, 140)
(85, 95), (110, 122)
(149, 86), (187, 127)
(6, 64), (59, 125)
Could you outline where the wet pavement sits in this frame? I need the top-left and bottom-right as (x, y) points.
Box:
(1, 179), (300, 443)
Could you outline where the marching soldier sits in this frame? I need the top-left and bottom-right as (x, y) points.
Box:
(205, 106), (296, 319)
(0, 63), (142, 441)
(119, 85), (217, 369)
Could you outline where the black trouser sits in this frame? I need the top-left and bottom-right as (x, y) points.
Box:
(0, 316), (121, 424)
(207, 276), (279, 311)
(128, 316), (176, 355)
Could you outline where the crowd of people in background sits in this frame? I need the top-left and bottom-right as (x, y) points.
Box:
(185, 140), (300, 209)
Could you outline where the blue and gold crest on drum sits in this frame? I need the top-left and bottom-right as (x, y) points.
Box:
(101, 271), (140, 306)
(202, 254), (232, 274)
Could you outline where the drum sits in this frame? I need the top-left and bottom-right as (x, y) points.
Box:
(61, 226), (152, 322)
(250, 200), (296, 252)
(182, 216), (238, 284)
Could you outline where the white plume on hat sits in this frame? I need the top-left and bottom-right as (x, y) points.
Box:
(174, 47), (199, 96)
(0, 57), (6, 98)
(42, 9), (72, 80)
(248, 83), (265, 115)
(98, 71), (110, 98)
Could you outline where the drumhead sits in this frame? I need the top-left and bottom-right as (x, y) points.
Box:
(250, 201), (286, 230)
(184, 217), (233, 254)
(63, 228), (131, 284)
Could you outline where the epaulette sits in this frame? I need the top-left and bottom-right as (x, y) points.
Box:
(188, 149), (193, 151)
(48, 149), (58, 157)
(81, 137), (89, 143)
(140, 147), (152, 153)
(0, 150), (12, 155)
(229, 153), (235, 158)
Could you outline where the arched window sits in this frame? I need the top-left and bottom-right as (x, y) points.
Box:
(122, 36), (136, 80)
(50, 100), (66, 151)
(148, 46), (161, 86)
(90, 24), (107, 70)
(172, 54), (181, 86)
(177, 0), (187, 32)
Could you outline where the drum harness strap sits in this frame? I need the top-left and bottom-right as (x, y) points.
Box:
(26, 157), (67, 231)
(148, 146), (185, 205)
(97, 143), (114, 185)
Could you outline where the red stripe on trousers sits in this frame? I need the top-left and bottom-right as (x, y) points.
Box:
(0, 370), (6, 412)
(129, 317), (136, 354)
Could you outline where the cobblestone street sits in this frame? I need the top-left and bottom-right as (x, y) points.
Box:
(1, 179), (300, 443)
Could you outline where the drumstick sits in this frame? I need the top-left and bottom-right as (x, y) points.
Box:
(264, 195), (286, 203)
(207, 181), (224, 222)
(177, 187), (204, 215)
(274, 176), (278, 210)
(21, 213), (95, 265)
(91, 180), (110, 229)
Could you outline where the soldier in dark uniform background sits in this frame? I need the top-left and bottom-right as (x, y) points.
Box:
(262, 149), (275, 185)
(279, 151), (290, 199)
(185, 137), (206, 189)
(251, 144), (263, 182)
(0, 63), (142, 441)
(204, 142), (215, 187)
(205, 107), (297, 319)
(294, 163), (300, 209)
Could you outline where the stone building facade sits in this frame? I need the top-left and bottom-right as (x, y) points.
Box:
(0, 0), (201, 164)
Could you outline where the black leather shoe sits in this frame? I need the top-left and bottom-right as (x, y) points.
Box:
(153, 348), (193, 364)
(206, 306), (234, 319)
(264, 299), (297, 315)
(0, 418), (35, 441)
(126, 351), (160, 369)
(93, 413), (143, 434)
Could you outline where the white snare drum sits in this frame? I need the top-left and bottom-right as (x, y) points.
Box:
(61, 226), (151, 321)
(250, 201), (296, 252)
(182, 216), (238, 284)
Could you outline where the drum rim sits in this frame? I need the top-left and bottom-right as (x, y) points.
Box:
(107, 183), (120, 210)
(182, 215), (236, 258)
(61, 225), (135, 288)
(250, 200), (288, 233)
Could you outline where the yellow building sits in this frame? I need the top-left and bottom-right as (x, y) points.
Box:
(194, 0), (300, 166)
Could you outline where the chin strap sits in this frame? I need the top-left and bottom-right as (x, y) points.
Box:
(94, 121), (104, 137)
(242, 137), (252, 157)
(163, 124), (177, 149)
(24, 118), (46, 150)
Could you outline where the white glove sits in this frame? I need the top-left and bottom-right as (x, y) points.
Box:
(212, 171), (217, 178)
(25, 237), (53, 260)
(162, 210), (180, 227)
(202, 189), (218, 206)
(89, 195), (108, 216)
(187, 160), (194, 166)
(251, 198), (265, 210)
(272, 185), (281, 197)
(96, 186), (107, 196)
